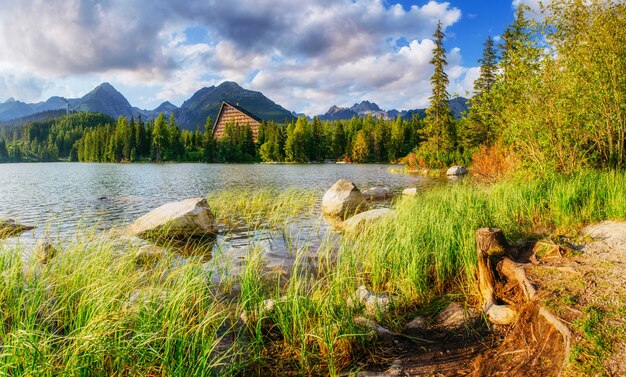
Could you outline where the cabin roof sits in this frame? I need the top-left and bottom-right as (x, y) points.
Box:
(212, 101), (262, 135)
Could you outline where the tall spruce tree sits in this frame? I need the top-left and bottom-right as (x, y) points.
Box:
(424, 21), (455, 151)
(474, 36), (498, 97)
(462, 36), (500, 148)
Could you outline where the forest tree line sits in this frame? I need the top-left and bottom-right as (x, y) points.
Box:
(0, 110), (429, 164)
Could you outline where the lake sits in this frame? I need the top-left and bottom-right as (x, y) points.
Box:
(0, 163), (429, 239)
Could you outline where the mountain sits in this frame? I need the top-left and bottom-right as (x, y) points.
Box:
(74, 82), (134, 119)
(135, 101), (178, 120)
(175, 81), (296, 130)
(0, 98), (34, 121)
(317, 97), (469, 121)
(447, 97), (469, 119)
(350, 100), (387, 119)
(319, 105), (358, 121)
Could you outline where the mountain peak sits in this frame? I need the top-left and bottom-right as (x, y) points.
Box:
(350, 100), (382, 114)
(4, 97), (15, 103)
(218, 81), (242, 89)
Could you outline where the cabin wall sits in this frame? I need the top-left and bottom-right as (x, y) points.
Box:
(213, 105), (261, 142)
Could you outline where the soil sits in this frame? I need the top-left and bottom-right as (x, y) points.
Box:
(352, 221), (626, 376)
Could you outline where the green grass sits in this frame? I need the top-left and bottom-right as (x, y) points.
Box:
(1, 170), (626, 375)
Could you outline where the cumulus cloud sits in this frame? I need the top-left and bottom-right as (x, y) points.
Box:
(0, 0), (477, 114)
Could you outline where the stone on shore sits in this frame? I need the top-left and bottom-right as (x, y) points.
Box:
(435, 302), (480, 330)
(347, 285), (391, 317)
(402, 188), (418, 197)
(446, 166), (468, 176)
(342, 208), (395, 233)
(321, 179), (368, 219)
(34, 241), (58, 264)
(362, 186), (392, 201)
(124, 198), (217, 242)
(0, 219), (34, 239)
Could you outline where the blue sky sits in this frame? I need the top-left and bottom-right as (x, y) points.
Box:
(0, 0), (533, 115)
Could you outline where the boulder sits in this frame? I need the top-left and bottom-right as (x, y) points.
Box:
(446, 166), (468, 176)
(435, 302), (480, 330)
(362, 186), (392, 201)
(342, 208), (395, 233)
(34, 241), (58, 264)
(0, 219), (34, 239)
(321, 180), (367, 219)
(402, 188), (418, 197)
(124, 198), (217, 243)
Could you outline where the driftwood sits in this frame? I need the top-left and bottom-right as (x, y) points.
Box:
(476, 227), (572, 371)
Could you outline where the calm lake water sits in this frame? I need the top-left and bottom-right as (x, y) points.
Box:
(0, 163), (439, 277)
(0, 162), (428, 239)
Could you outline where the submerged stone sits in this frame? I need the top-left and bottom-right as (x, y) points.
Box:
(0, 219), (34, 239)
(341, 208), (395, 233)
(362, 186), (392, 201)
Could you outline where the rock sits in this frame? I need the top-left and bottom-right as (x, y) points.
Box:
(321, 180), (368, 219)
(362, 186), (392, 201)
(446, 166), (468, 176)
(404, 316), (428, 331)
(34, 241), (57, 264)
(348, 285), (391, 317)
(435, 302), (480, 330)
(124, 198), (217, 243)
(354, 316), (394, 336)
(263, 299), (275, 312)
(0, 219), (34, 239)
(342, 208), (395, 233)
(134, 245), (166, 266)
(402, 188), (418, 197)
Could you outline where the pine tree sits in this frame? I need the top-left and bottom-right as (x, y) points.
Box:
(424, 21), (455, 151)
(462, 36), (500, 148)
(152, 113), (168, 162)
(474, 36), (498, 97)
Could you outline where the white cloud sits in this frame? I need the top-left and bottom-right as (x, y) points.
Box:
(0, 0), (478, 114)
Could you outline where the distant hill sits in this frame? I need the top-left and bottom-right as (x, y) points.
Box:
(174, 81), (296, 130)
(0, 109), (68, 129)
(134, 101), (178, 120)
(74, 83), (135, 119)
(0, 98), (36, 121)
(317, 97), (469, 121)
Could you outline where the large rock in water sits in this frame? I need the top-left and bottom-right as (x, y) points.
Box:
(446, 166), (468, 176)
(124, 198), (217, 242)
(0, 219), (34, 239)
(321, 179), (367, 219)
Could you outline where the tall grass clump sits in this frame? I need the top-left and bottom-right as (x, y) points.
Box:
(327, 170), (626, 309)
(0, 239), (242, 376)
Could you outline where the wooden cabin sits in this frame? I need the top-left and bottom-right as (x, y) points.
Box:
(212, 102), (262, 142)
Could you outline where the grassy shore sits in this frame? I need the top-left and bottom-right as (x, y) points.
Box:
(1, 170), (625, 375)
